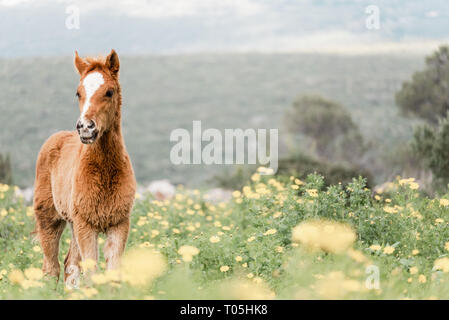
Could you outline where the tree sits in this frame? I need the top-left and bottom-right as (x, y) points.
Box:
(412, 114), (449, 188)
(0, 153), (13, 185)
(284, 95), (365, 164)
(396, 46), (449, 125)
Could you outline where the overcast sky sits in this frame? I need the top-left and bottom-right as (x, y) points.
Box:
(0, 0), (447, 57)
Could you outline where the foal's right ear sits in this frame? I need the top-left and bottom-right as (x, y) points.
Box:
(74, 51), (88, 75)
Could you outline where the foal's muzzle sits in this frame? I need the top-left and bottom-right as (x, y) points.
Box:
(76, 119), (98, 144)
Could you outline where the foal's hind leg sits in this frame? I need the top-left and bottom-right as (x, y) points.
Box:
(34, 204), (66, 279)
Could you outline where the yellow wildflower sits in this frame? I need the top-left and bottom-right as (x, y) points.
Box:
(220, 266), (230, 272)
(292, 220), (355, 254)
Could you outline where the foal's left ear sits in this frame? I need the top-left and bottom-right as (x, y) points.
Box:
(106, 49), (120, 75)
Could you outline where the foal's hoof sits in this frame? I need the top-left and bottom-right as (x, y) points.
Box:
(64, 265), (80, 289)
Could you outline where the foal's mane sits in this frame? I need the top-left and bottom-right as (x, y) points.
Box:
(83, 56), (117, 77)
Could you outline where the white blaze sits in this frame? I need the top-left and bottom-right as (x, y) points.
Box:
(81, 72), (104, 123)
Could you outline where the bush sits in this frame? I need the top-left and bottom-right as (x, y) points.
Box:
(213, 153), (372, 190)
(284, 95), (365, 164)
(412, 114), (449, 189)
(276, 153), (372, 188)
(0, 153), (13, 185)
(396, 46), (449, 125)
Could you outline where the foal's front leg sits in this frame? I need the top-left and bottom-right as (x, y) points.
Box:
(73, 222), (98, 272)
(104, 220), (130, 270)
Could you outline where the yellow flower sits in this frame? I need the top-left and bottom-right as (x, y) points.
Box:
(275, 246), (284, 253)
(409, 182), (419, 190)
(291, 185), (299, 190)
(251, 173), (260, 182)
(121, 248), (166, 287)
(263, 229), (277, 236)
(305, 189), (318, 198)
(418, 274), (427, 284)
(151, 230), (160, 237)
(383, 206), (398, 214)
(209, 236), (220, 243)
(247, 236), (256, 242)
(80, 259), (96, 272)
(81, 287), (98, 298)
(434, 257), (449, 272)
(91, 273), (108, 285)
(440, 199), (449, 207)
(8, 270), (24, 285)
(294, 179), (304, 185)
(383, 246), (395, 255)
(409, 267), (418, 275)
(247, 273), (254, 279)
(232, 190), (241, 198)
(347, 248), (369, 264)
(21, 279), (44, 290)
(32, 246), (41, 253)
(235, 256), (243, 262)
(220, 266), (230, 272)
(105, 269), (121, 282)
(292, 220), (355, 254)
(435, 218), (444, 224)
(178, 245), (200, 262)
(412, 249), (420, 256)
(24, 268), (43, 281)
(273, 211), (282, 218)
(369, 244), (382, 251)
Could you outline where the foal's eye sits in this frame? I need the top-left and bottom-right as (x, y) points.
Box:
(105, 89), (114, 97)
(75, 91), (80, 98)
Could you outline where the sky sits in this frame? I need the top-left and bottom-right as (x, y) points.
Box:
(0, 0), (447, 57)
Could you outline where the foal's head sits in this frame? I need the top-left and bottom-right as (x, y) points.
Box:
(74, 49), (121, 144)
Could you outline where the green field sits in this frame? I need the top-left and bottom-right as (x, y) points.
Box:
(0, 53), (424, 187)
(2, 169), (449, 299)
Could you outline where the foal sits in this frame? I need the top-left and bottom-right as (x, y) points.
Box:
(33, 50), (136, 287)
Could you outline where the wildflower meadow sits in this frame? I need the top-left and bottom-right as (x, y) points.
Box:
(1, 168), (449, 299)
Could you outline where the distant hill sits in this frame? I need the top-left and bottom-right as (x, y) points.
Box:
(0, 1), (448, 57)
(0, 53), (424, 187)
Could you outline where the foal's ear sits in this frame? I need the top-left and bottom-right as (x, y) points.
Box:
(106, 49), (120, 75)
(74, 51), (88, 75)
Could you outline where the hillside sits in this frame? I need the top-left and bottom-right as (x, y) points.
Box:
(0, 53), (424, 187)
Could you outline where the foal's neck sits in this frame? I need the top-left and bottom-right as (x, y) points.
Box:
(82, 114), (125, 165)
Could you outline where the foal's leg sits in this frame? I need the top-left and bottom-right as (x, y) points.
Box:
(72, 222), (98, 272)
(64, 224), (82, 288)
(35, 210), (66, 279)
(104, 220), (130, 270)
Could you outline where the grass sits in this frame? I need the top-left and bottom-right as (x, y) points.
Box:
(1, 169), (449, 299)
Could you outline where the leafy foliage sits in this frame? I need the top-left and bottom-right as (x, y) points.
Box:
(2, 171), (449, 299)
(284, 95), (365, 165)
(412, 115), (449, 189)
(396, 46), (449, 125)
(0, 154), (13, 185)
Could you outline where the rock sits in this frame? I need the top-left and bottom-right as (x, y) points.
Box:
(204, 188), (232, 203)
(146, 179), (176, 201)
